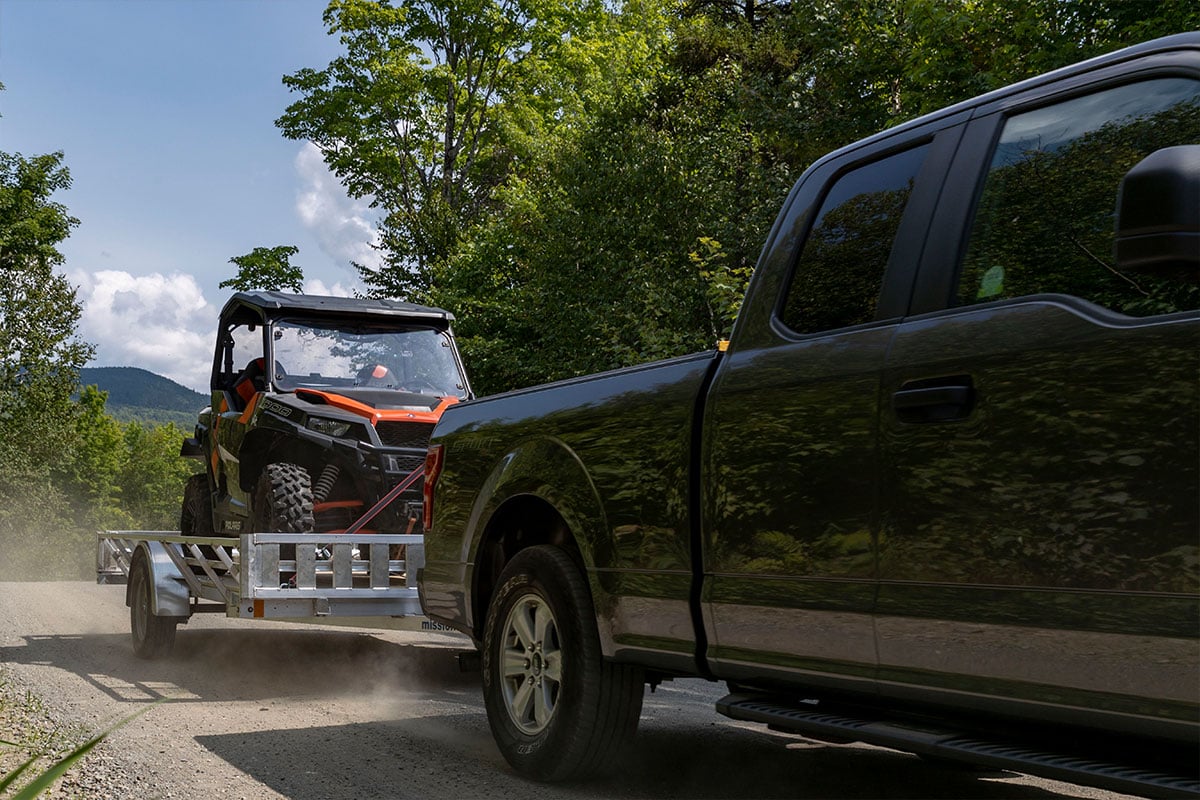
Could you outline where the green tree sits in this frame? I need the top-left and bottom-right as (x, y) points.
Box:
(278, 0), (672, 297)
(117, 422), (197, 530)
(431, 7), (792, 393)
(220, 245), (304, 293)
(756, 0), (1199, 163)
(278, 0), (534, 294)
(57, 385), (131, 532)
(0, 146), (94, 580)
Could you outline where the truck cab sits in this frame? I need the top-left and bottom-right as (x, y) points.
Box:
(418, 34), (1200, 793)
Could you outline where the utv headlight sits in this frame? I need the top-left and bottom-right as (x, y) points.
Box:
(306, 416), (353, 438)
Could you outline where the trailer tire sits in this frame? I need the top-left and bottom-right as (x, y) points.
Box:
(481, 545), (643, 782)
(252, 463), (313, 562)
(130, 555), (178, 659)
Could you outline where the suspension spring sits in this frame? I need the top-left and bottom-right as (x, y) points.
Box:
(313, 464), (340, 503)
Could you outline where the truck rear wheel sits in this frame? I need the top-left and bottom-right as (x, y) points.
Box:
(252, 463), (313, 563)
(481, 545), (644, 781)
(130, 555), (178, 659)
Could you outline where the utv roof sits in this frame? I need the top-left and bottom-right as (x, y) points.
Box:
(219, 291), (455, 329)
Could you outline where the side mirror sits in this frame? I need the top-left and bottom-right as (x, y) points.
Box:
(1114, 145), (1200, 272)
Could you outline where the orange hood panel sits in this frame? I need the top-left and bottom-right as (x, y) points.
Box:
(295, 390), (459, 426)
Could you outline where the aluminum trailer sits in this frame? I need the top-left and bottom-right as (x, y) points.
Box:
(97, 530), (454, 658)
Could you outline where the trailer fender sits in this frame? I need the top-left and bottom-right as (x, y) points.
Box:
(126, 541), (190, 617)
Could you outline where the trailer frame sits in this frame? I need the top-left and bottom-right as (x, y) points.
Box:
(98, 530), (441, 656)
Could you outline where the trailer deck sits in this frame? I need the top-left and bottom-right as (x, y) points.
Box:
(98, 531), (451, 656)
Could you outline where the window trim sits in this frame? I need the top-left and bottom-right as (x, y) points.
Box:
(770, 127), (962, 342)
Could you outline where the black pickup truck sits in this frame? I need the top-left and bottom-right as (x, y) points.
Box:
(418, 34), (1200, 795)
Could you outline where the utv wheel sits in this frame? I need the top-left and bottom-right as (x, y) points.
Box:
(180, 473), (215, 536)
(130, 555), (178, 659)
(252, 463), (314, 561)
(482, 545), (644, 781)
(180, 473), (217, 566)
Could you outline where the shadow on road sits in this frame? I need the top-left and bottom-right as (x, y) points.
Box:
(194, 717), (1086, 800)
(0, 627), (476, 705)
(2, 625), (1109, 799)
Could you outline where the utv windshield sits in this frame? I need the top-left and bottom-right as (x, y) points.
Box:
(270, 320), (467, 399)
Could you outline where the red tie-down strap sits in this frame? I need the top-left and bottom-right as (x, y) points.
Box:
(343, 466), (425, 535)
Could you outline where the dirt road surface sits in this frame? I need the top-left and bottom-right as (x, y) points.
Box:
(1, 581), (1139, 800)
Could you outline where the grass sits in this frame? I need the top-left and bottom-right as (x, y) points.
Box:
(0, 672), (164, 799)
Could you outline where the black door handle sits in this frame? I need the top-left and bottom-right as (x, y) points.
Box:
(893, 377), (975, 423)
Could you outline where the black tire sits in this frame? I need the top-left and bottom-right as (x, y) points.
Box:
(252, 463), (314, 562)
(180, 473), (215, 536)
(180, 473), (217, 566)
(481, 545), (644, 782)
(130, 555), (178, 659)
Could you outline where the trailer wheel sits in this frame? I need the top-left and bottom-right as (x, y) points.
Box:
(252, 463), (313, 563)
(130, 556), (178, 659)
(481, 545), (644, 781)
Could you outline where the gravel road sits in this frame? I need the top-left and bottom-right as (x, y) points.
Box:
(0, 581), (1139, 800)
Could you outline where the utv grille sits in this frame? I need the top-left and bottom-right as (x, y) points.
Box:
(393, 454), (427, 475)
(376, 421), (435, 450)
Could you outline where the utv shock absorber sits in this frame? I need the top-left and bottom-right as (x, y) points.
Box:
(313, 464), (340, 503)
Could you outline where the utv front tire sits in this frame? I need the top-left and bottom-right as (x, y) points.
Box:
(481, 545), (643, 781)
(252, 463), (313, 562)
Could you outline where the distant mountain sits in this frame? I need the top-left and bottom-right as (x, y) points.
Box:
(78, 367), (209, 427)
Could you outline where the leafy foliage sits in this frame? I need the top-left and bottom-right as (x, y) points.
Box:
(277, 0), (537, 291)
(0, 147), (96, 581)
(279, 0), (674, 297)
(430, 23), (796, 393)
(414, 0), (1198, 395)
(220, 245), (304, 293)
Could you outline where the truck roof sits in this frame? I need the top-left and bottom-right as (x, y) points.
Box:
(219, 290), (455, 329)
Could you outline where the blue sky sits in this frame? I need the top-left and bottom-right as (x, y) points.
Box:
(1, 0), (379, 391)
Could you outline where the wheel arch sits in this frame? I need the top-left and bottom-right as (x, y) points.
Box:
(463, 437), (609, 643)
(471, 494), (585, 641)
(238, 428), (323, 492)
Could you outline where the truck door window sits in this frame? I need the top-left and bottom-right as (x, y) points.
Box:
(958, 77), (1200, 315)
(781, 145), (929, 334)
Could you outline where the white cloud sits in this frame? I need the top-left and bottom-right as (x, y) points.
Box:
(301, 277), (357, 297)
(70, 270), (215, 393)
(295, 142), (383, 275)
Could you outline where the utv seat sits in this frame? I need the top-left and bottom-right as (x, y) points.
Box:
(230, 358), (266, 411)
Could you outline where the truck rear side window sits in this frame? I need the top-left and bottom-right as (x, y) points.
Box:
(781, 144), (929, 334)
(958, 77), (1200, 316)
